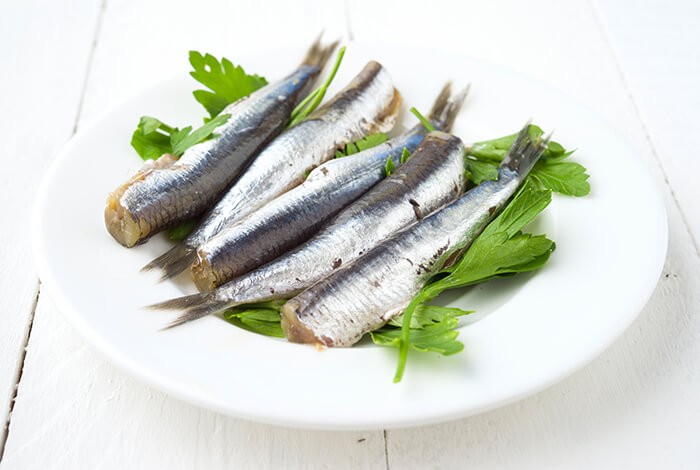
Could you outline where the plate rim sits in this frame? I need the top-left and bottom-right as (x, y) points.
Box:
(31, 40), (669, 430)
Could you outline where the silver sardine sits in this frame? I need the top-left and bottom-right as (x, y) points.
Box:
(151, 132), (467, 327)
(281, 124), (548, 346)
(146, 60), (402, 278)
(105, 38), (337, 247)
(191, 84), (468, 290)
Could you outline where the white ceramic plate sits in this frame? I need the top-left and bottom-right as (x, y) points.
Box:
(32, 42), (667, 430)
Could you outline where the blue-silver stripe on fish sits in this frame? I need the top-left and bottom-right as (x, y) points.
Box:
(149, 131), (468, 328)
(105, 37), (338, 247)
(281, 123), (549, 346)
(145, 60), (402, 279)
(191, 83), (468, 290)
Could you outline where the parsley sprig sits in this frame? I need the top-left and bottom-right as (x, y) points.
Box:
(218, 124), (585, 383)
(370, 305), (473, 355)
(223, 300), (286, 338)
(129, 52), (270, 239)
(288, 46), (346, 127)
(130, 52), (268, 161)
(335, 133), (388, 158)
(392, 182), (555, 382)
(130, 114), (230, 161)
(220, 180), (556, 378)
(466, 126), (590, 196)
(189, 51), (268, 119)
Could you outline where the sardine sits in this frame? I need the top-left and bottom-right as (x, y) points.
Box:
(151, 131), (467, 327)
(281, 124), (548, 346)
(191, 83), (468, 291)
(105, 37), (338, 247)
(145, 60), (402, 279)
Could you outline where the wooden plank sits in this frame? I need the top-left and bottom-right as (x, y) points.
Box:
(384, 198), (700, 469)
(78, 0), (351, 124)
(5, 0), (698, 467)
(3, 0), (387, 467)
(347, 0), (700, 467)
(0, 0), (103, 453)
(1, 298), (386, 469)
(593, 0), (700, 248)
(348, 0), (652, 153)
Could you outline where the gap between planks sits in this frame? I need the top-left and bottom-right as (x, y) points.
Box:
(383, 429), (390, 470)
(342, 4), (391, 467)
(0, 284), (40, 462)
(0, 2), (388, 467)
(588, 0), (700, 258)
(0, 0), (109, 463)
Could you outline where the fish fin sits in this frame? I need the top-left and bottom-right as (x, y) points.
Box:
(147, 292), (231, 329)
(499, 121), (550, 178)
(428, 83), (470, 132)
(300, 32), (339, 70)
(141, 244), (197, 281)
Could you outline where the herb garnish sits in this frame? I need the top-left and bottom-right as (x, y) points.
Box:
(392, 181), (555, 381)
(130, 113), (231, 161)
(288, 46), (346, 127)
(467, 126), (589, 196)
(335, 133), (388, 158)
(218, 124), (586, 383)
(189, 51), (268, 119)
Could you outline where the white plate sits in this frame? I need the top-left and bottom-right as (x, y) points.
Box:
(32, 42), (667, 430)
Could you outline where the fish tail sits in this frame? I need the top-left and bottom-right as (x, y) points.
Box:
(141, 244), (198, 281)
(428, 82), (470, 132)
(147, 292), (232, 329)
(500, 121), (550, 178)
(300, 32), (339, 70)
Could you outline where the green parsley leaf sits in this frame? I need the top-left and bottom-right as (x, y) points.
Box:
(409, 107), (436, 132)
(529, 160), (590, 197)
(465, 125), (590, 196)
(465, 157), (499, 185)
(388, 304), (473, 328)
(130, 116), (175, 161)
(393, 183), (556, 382)
(130, 114), (231, 160)
(288, 46), (346, 127)
(335, 132), (388, 158)
(170, 113), (230, 155)
(189, 51), (268, 118)
(167, 218), (199, 241)
(223, 300), (286, 338)
(384, 156), (396, 176)
(431, 182), (554, 288)
(371, 315), (464, 356)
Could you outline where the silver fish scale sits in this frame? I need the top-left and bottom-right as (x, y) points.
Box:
(193, 126), (427, 289)
(184, 62), (399, 249)
(286, 174), (522, 346)
(110, 65), (319, 245)
(215, 132), (466, 305)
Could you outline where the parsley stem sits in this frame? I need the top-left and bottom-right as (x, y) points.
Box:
(393, 296), (421, 382)
(394, 285), (442, 382)
(409, 107), (435, 133)
(288, 46), (346, 127)
(289, 89), (321, 122)
(159, 122), (175, 134)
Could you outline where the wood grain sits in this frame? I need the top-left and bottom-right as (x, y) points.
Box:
(1, 297), (386, 469)
(2, 0), (387, 468)
(593, 0), (700, 249)
(385, 180), (700, 469)
(1, 0), (698, 468)
(0, 0), (102, 453)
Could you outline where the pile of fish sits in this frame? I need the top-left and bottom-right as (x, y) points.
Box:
(105, 38), (549, 348)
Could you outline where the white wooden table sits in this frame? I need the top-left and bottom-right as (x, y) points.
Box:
(1, 0), (698, 468)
